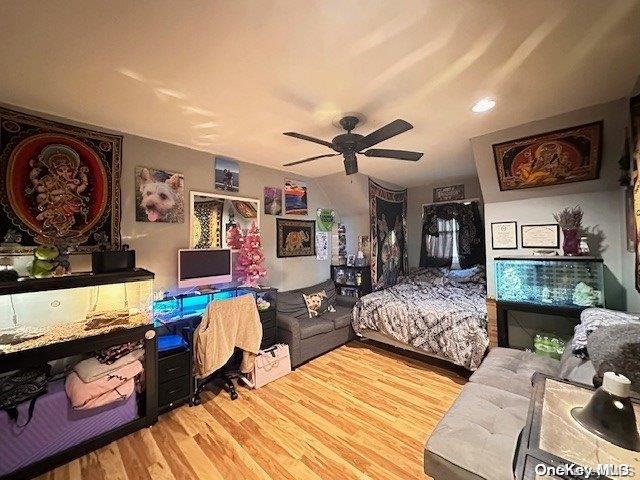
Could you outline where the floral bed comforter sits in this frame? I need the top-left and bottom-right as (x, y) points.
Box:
(352, 267), (489, 370)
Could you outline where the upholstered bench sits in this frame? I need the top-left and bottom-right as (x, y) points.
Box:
(424, 346), (594, 480)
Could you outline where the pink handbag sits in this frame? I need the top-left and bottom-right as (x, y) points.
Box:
(247, 344), (291, 388)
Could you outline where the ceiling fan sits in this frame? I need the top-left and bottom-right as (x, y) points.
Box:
(282, 116), (423, 175)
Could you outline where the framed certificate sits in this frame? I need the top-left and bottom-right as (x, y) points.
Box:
(491, 222), (518, 249)
(521, 224), (560, 249)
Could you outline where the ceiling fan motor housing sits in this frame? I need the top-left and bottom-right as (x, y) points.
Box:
(332, 133), (363, 153)
(343, 152), (358, 175)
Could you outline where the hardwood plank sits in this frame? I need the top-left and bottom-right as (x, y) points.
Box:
(36, 342), (464, 480)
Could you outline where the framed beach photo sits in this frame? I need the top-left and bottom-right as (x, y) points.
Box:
(521, 224), (560, 249)
(214, 156), (239, 192)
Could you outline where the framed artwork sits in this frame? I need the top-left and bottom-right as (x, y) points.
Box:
(284, 179), (308, 215)
(135, 167), (184, 223)
(493, 122), (603, 191)
(263, 187), (282, 215)
(276, 218), (316, 257)
(433, 184), (465, 202)
(0, 107), (122, 254)
(521, 224), (560, 249)
(214, 156), (239, 192)
(491, 222), (518, 250)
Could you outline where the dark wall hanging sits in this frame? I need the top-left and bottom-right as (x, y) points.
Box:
(369, 179), (408, 290)
(631, 94), (640, 293)
(493, 121), (602, 191)
(276, 218), (316, 258)
(0, 107), (122, 254)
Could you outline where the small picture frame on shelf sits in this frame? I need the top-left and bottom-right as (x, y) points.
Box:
(346, 254), (356, 266)
(491, 221), (518, 250)
(521, 224), (560, 249)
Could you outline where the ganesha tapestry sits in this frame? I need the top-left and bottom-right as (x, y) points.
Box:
(369, 179), (407, 290)
(0, 107), (122, 254)
(492, 121), (602, 191)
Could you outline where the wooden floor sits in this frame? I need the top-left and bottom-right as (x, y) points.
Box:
(38, 342), (466, 480)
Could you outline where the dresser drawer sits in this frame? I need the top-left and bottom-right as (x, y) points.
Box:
(159, 375), (190, 408)
(158, 350), (190, 384)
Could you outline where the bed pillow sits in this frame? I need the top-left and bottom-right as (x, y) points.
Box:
(302, 290), (336, 318)
(445, 265), (482, 282)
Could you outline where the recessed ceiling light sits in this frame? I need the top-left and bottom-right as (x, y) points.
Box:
(472, 98), (496, 113)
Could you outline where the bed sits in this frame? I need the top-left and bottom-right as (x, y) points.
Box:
(352, 266), (489, 370)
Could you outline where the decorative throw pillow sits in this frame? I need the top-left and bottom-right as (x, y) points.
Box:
(302, 290), (336, 318)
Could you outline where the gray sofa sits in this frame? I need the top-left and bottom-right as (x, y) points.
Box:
(276, 279), (356, 368)
(424, 345), (596, 480)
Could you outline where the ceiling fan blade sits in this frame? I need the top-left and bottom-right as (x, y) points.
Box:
(283, 132), (334, 149)
(283, 153), (340, 167)
(358, 119), (413, 150)
(363, 149), (423, 161)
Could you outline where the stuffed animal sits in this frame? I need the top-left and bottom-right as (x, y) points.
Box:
(28, 245), (60, 278)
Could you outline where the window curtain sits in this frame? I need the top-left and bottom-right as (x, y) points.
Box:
(419, 201), (485, 268)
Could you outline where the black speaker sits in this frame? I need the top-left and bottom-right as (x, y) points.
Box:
(92, 249), (136, 273)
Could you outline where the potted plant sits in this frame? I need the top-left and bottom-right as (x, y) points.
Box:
(554, 206), (583, 256)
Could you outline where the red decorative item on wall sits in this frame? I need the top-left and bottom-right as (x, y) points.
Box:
(0, 107), (122, 254)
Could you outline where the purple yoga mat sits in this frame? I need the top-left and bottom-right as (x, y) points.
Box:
(0, 378), (138, 476)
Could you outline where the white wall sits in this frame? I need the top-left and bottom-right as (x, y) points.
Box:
(472, 98), (636, 311)
(2, 104), (339, 294)
(406, 176), (483, 268)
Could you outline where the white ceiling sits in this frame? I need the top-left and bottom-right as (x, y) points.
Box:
(1, 0), (639, 187)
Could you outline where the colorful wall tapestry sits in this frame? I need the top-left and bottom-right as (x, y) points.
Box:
(492, 121), (602, 191)
(276, 218), (315, 258)
(192, 199), (224, 248)
(630, 94), (640, 292)
(284, 179), (308, 215)
(0, 107), (122, 254)
(369, 179), (408, 290)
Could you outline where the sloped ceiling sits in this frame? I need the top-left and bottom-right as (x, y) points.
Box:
(0, 0), (639, 187)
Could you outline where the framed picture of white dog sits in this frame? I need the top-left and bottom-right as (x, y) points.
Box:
(276, 218), (316, 258)
(136, 166), (185, 223)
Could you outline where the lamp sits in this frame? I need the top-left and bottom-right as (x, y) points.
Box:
(571, 372), (640, 452)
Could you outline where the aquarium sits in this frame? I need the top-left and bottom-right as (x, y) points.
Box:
(495, 256), (604, 308)
(153, 288), (237, 325)
(0, 270), (154, 355)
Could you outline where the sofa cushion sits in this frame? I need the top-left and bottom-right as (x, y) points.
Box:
(469, 347), (559, 398)
(302, 289), (336, 318)
(425, 382), (529, 480)
(277, 279), (337, 319)
(319, 307), (352, 329)
(298, 318), (335, 340)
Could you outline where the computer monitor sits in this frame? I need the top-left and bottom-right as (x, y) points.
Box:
(178, 249), (232, 288)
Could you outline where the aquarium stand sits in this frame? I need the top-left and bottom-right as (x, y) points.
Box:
(495, 301), (588, 348)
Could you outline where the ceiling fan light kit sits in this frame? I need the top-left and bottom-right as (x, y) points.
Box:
(283, 116), (423, 175)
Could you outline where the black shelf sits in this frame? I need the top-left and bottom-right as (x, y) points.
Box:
(0, 269), (154, 296)
(330, 265), (372, 298)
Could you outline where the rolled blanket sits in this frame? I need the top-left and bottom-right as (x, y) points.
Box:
(572, 308), (640, 358)
(65, 360), (142, 410)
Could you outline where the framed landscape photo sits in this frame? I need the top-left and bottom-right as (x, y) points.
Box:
(491, 221), (518, 250)
(521, 224), (560, 249)
(276, 218), (316, 258)
(493, 122), (603, 191)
